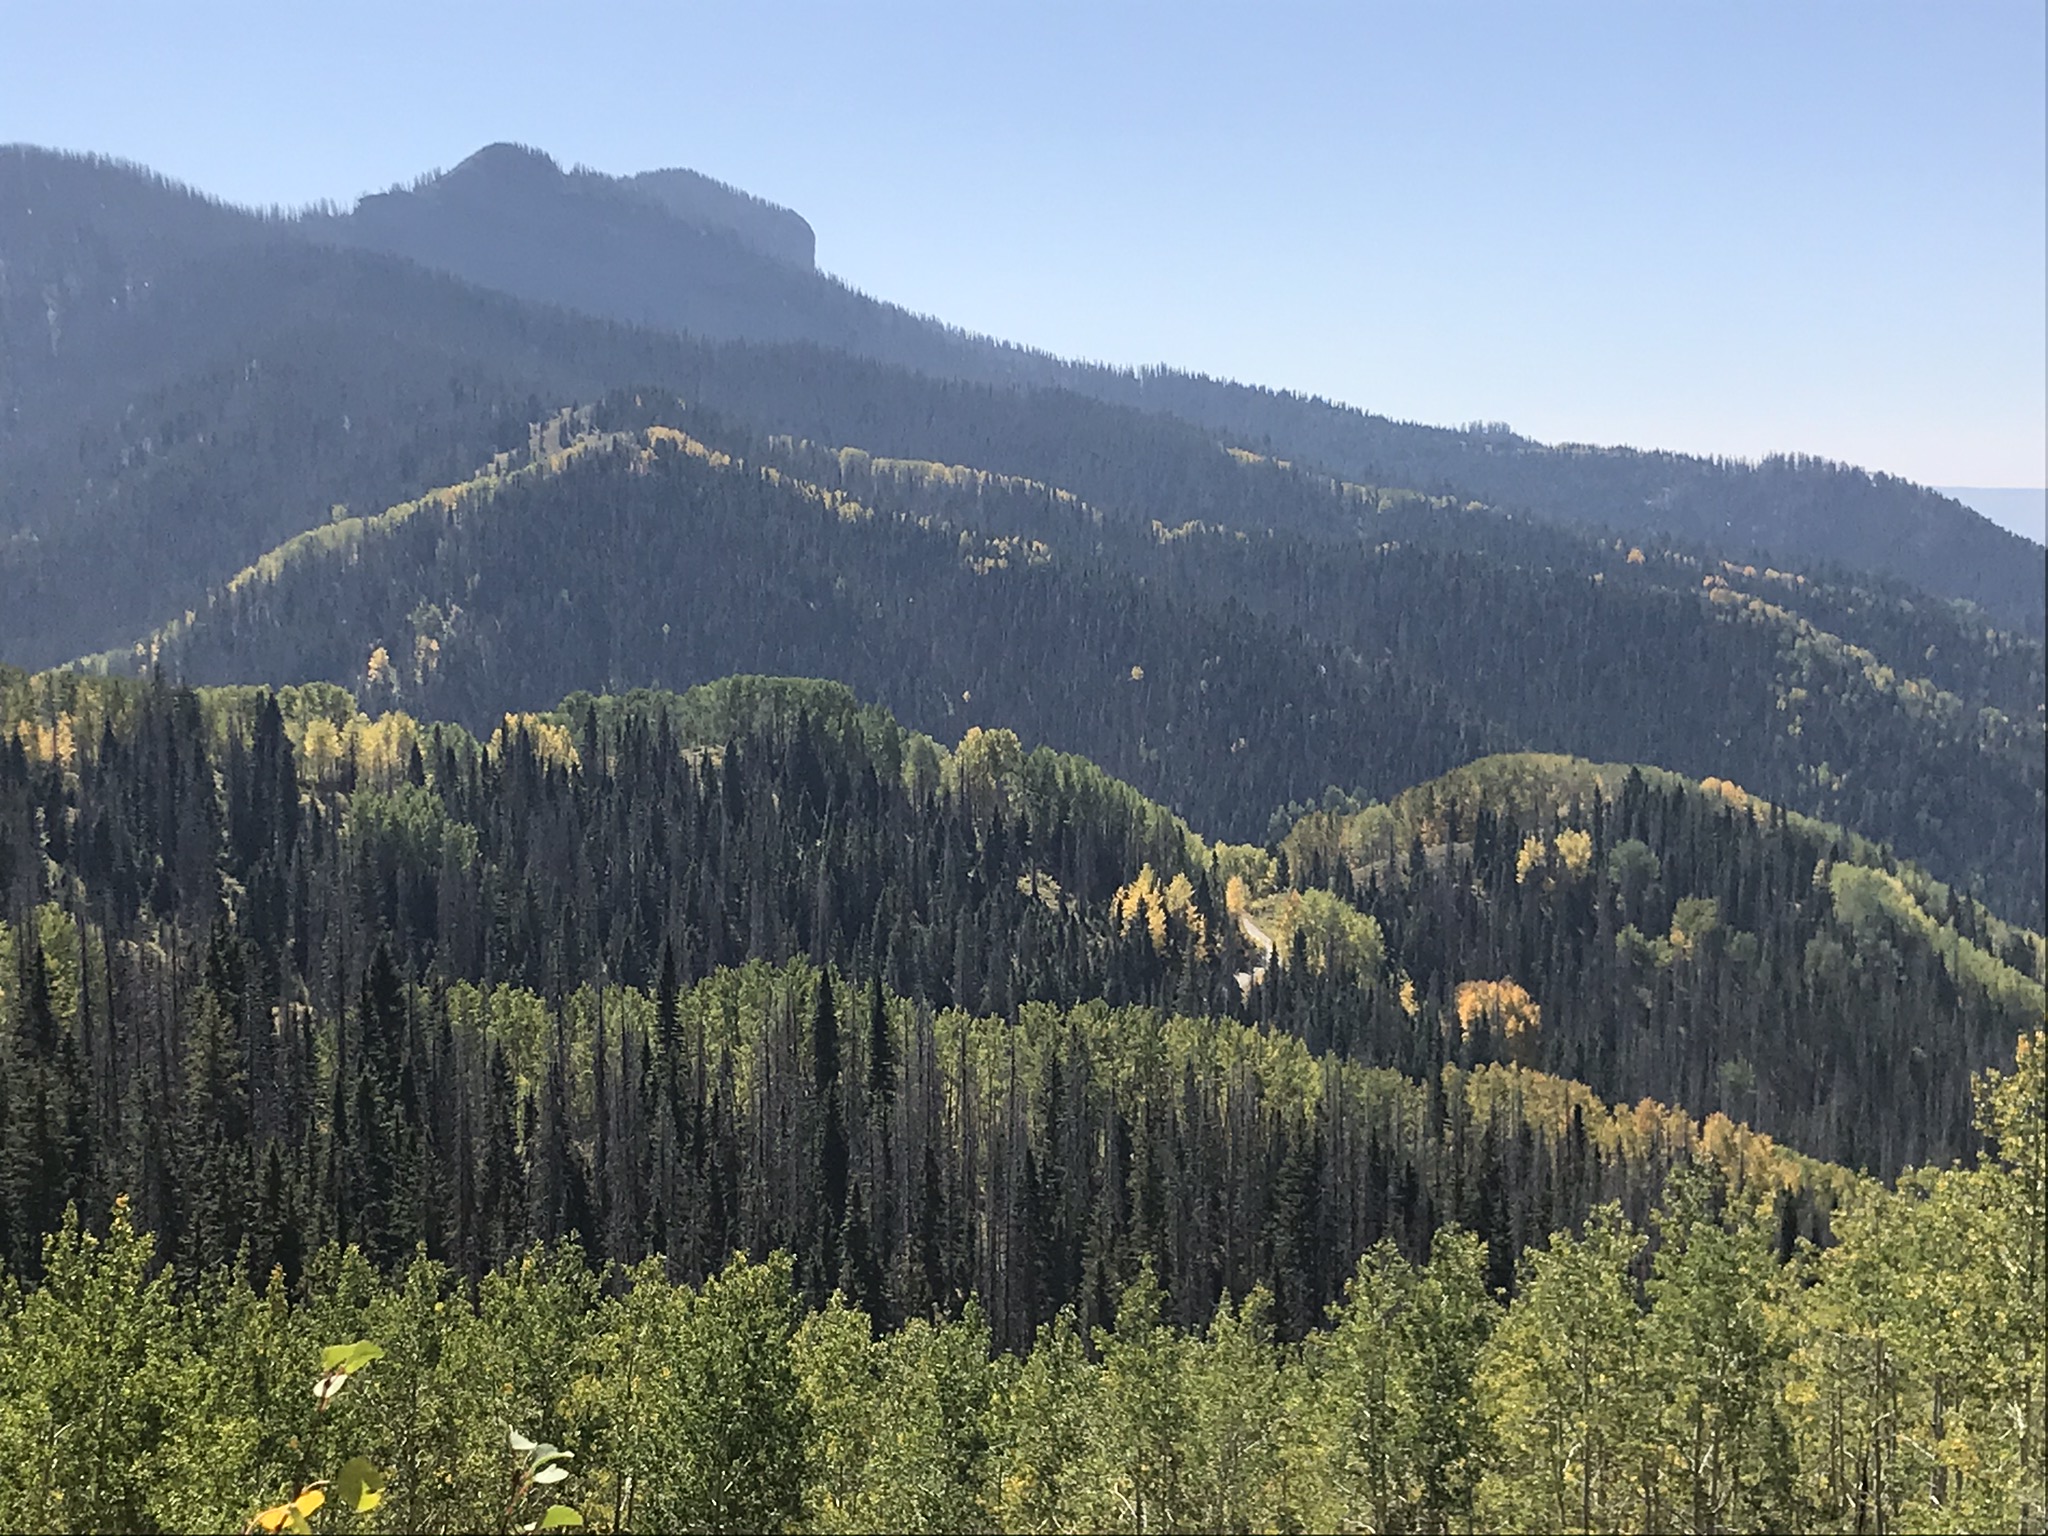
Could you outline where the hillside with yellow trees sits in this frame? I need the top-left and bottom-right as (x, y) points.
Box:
(0, 139), (2041, 1536)
(79, 391), (2045, 930)
(0, 670), (2039, 1532)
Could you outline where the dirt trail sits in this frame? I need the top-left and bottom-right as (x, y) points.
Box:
(1234, 911), (1275, 994)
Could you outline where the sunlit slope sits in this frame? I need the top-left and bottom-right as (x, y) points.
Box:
(90, 423), (1509, 849)
(1277, 751), (2043, 1172)
(7, 664), (2003, 1185)
(97, 405), (2046, 924)
(301, 141), (2048, 631)
(6, 142), (2041, 674)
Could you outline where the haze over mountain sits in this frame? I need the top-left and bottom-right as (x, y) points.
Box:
(5, 142), (2041, 640)
(1938, 486), (2048, 546)
(100, 401), (2047, 927)
(0, 124), (2042, 1534)
(3, 140), (2042, 923)
(311, 143), (2048, 633)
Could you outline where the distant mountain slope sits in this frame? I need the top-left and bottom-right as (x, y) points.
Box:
(6, 663), (2028, 1186)
(1939, 486), (2048, 546)
(6, 143), (2041, 670)
(1274, 750), (2043, 1173)
(1083, 375), (2048, 637)
(324, 143), (842, 339)
(3, 147), (2039, 916)
(293, 141), (2047, 632)
(104, 411), (2045, 924)
(102, 422), (1508, 850)
(624, 163), (816, 268)
(0, 146), (1334, 665)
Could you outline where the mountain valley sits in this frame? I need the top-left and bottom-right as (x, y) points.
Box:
(0, 136), (2041, 1534)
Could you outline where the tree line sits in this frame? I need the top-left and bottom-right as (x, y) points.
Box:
(112, 412), (2047, 924)
(0, 1034), (2036, 1534)
(0, 669), (2031, 1319)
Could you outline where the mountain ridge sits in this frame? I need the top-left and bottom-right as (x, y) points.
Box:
(5, 142), (2037, 632)
(301, 141), (2048, 632)
(88, 404), (2045, 925)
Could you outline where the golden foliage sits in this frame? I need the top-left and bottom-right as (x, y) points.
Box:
(1112, 864), (1207, 958)
(14, 715), (77, 772)
(1553, 827), (1593, 876)
(490, 714), (580, 771)
(353, 713), (422, 792)
(643, 423), (732, 469)
(1515, 834), (1547, 885)
(1210, 844), (1276, 901)
(1454, 979), (1542, 1060)
(1224, 875), (1250, 919)
(300, 719), (344, 785)
(1700, 775), (1751, 809)
(365, 645), (398, 698)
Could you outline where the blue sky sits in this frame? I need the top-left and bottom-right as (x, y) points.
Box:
(5, 1), (2043, 499)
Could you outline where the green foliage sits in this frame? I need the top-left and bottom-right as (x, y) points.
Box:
(606, 1251), (807, 1534)
(0, 1200), (182, 1533)
(1829, 861), (2044, 1016)
(0, 1030), (2034, 1535)
(1087, 1262), (1194, 1531)
(1271, 748), (2041, 1171)
(1267, 886), (1386, 977)
(1477, 1206), (1653, 1534)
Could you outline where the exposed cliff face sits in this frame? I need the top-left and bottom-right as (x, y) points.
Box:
(346, 143), (815, 271)
(320, 148), (2048, 636)
(323, 141), (840, 343)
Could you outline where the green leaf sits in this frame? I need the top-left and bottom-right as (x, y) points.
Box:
(538, 1508), (584, 1529)
(320, 1340), (385, 1374)
(336, 1456), (388, 1514)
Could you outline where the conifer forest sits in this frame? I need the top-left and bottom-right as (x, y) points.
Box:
(0, 130), (2041, 1535)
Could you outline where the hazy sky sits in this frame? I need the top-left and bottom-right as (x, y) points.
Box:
(5, 1), (2043, 490)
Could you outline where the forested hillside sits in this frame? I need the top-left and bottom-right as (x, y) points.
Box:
(4, 142), (2041, 658)
(1277, 753), (2042, 1174)
(2, 671), (2030, 1276)
(2, 1040), (2036, 1535)
(1075, 373), (2048, 637)
(7, 147), (2040, 921)
(302, 141), (2048, 630)
(107, 411), (2045, 924)
(2, 139), (2042, 1536)
(0, 672), (2040, 1532)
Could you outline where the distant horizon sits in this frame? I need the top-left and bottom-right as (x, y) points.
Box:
(12, 132), (2045, 529)
(1, 2), (2039, 490)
